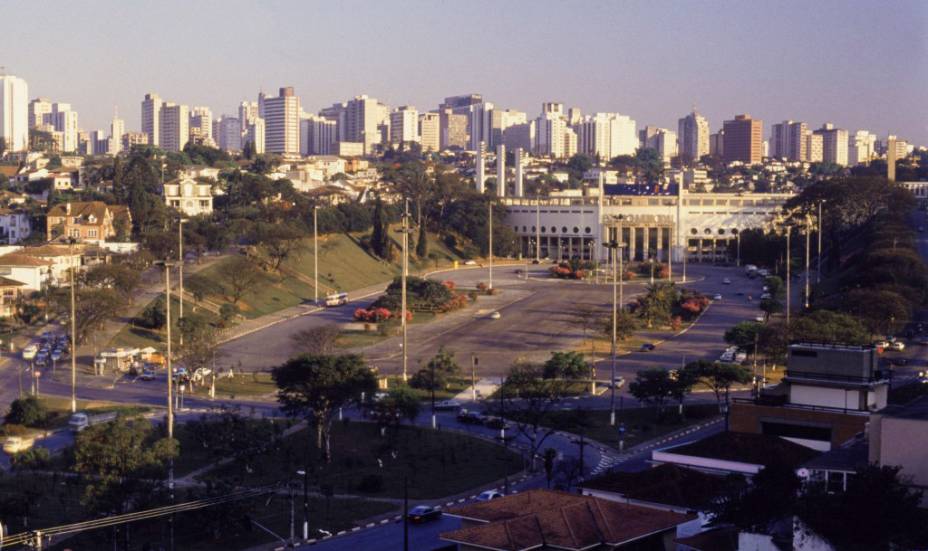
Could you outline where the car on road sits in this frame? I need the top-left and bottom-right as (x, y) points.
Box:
(34, 353), (48, 367)
(722, 278), (732, 285)
(50, 349), (62, 362)
(713, 293), (723, 300)
(917, 337), (928, 346)
(489, 311), (501, 320)
(760, 293), (772, 300)
(2, 436), (35, 455)
(917, 371), (928, 384)
(456, 409), (483, 424)
(891, 341), (906, 351)
(606, 377), (626, 389)
(464, 260), (477, 266)
(22, 344), (38, 361)
(476, 490), (504, 502)
(876, 340), (891, 349)
(139, 367), (156, 381)
(755, 316), (765, 323)
(434, 400), (462, 411)
(407, 505), (441, 523)
(639, 343), (656, 352)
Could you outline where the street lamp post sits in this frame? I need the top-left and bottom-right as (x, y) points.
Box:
(178, 219), (186, 348)
(606, 233), (624, 427)
(785, 226), (792, 325)
(804, 216), (811, 310)
(299, 468), (309, 541)
(736, 231), (741, 267)
(488, 201), (494, 290)
(816, 200), (824, 284)
(69, 262), (77, 413)
(400, 201), (411, 382)
(313, 206), (319, 305)
(430, 359), (436, 429)
(158, 260), (177, 551)
(535, 196), (541, 262)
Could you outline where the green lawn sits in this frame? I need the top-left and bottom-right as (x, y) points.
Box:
(382, 376), (472, 402)
(201, 421), (523, 499)
(335, 312), (437, 350)
(203, 372), (278, 400)
(495, 403), (721, 448)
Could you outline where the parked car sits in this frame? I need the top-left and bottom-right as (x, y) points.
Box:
(434, 400), (462, 411)
(476, 490), (504, 502)
(760, 293), (772, 300)
(407, 505), (441, 523)
(876, 340), (891, 349)
(456, 409), (483, 424)
(639, 343), (656, 352)
(891, 341), (906, 351)
(489, 311), (501, 320)
(2, 436), (35, 455)
(713, 293), (723, 300)
(139, 367), (156, 381)
(50, 349), (62, 362)
(722, 278), (732, 285)
(69, 411), (118, 433)
(22, 344), (38, 361)
(755, 316), (765, 323)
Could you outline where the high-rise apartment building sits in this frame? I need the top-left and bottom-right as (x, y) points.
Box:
(490, 109), (527, 148)
(51, 103), (79, 153)
(535, 111), (568, 158)
(770, 120), (808, 161)
(814, 123), (848, 166)
(300, 115), (337, 156)
(122, 131), (149, 151)
(238, 101), (259, 133)
(342, 95), (388, 155)
(805, 132), (824, 163)
(389, 106), (419, 145)
(141, 93), (162, 147)
(848, 130), (876, 165)
(263, 87), (300, 155)
(639, 126), (678, 162)
(439, 108), (469, 149)
(189, 106), (213, 146)
(109, 112), (125, 155)
(502, 121), (535, 152)
(467, 102), (494, 150)
(677, 110), (710, 163)
(217, 117), (242, 152)
(28, 97), (52, 128)
(245, 117), (265, 155)
(418, 112), (440, 152)
(722, 114), (763, 164)
(159, 102), (189, 152)
(575, 113), (637, 160)
(0, 75), (30, 152)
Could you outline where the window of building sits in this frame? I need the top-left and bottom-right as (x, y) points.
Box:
(690, 228), (698, 235)
(704, 228), (712, 235)
(584, 227), (591, 234)
(88, 229), (98, 238)
(551, 226), (557, 233)
(572, 227), (579, 234)
(561, 227), (568, 234)
(541, 227), (546, 233)
(718, 229), (726, 235)
(531, 226), (536, 233)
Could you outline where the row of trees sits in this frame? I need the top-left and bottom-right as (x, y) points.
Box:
(629, 360), (752, 417)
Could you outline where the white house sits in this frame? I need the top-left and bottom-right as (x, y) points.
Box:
(163, 177), (213, 217)
(0, 253), (53, 291)
(0, 209), (32, 244)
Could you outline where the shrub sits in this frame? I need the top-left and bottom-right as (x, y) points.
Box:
(5, 397), (48, 427)
(137, 296), (167, 329)
(11, 447), (50, 470)
(357, 474), (384, 493)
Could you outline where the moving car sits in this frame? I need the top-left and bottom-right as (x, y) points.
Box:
(639, 343), (656, 352)
(22, 344), (38, 361)
(891, 341), (906, 351)
(407, 505), (441, 523)
(755, 316), (765, 323)
(434, 400), (462, 411)
(476, 490), (504, 502)
(713, 293), (723, 300)
(489, 311), (501, 320)
(324, 292), (349, 307)
(139, 367), (156, 381)
(456, 409), (483, 424)
(722, 278), (732, 285)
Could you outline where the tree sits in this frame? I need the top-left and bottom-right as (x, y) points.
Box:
(724, 321), (763, 351)
(82, 263), (141, 298)
(5, 397), (48, 427)
(543, 448), (557, 489)
(256, 224), (303, 272)
(138, 296), (167, 330)
(272, 354), (376, 462)
(711, 462), (799, 531)
(790, 310), (869, 345)
(219, 256), (261, 305)
(67, 288), (122, 345)
(501, 362), (571, 471)
(73, 416), (176, 514)
(542, 351), (590, 380)
(798, 465), (928, 550)
(370, 196), (390, 259)
(628, 369), (674, 417)
(218, 302), (240, 327)
(176, 315), (219, 377)
(684, 360), (752, 410)
(601, 309), (639, 342)
(415, 221), (428, 258)
(669, 368), (699, 416)
(635, 148), (663, 183)
(374, 387), (421, 430)
(290, 325), (341, 355)
(636, 282), (679, 328)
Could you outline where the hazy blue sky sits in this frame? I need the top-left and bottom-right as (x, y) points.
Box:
(3, 0), (926, 144)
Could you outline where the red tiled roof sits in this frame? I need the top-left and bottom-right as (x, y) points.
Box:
(441, 490), (694, 550)
(0, 253), (53, 267)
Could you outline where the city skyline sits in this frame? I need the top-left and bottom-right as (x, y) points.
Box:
(2, 0), (926, 144)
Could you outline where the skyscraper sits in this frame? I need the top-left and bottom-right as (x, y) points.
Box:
(245, 117), (265, 155)
(723, 114), (763, 164)
(109, 110), (125, 154)
(159, 102), (189, 152)
(263, 87), (301, 154)
(28, 97), (52, 128)
(418, 112), (440, 152)
(389, 106), (419, 146)
(770, 120), (808, 161)
(51, 103), (79, 153)
(576, 113), (637, 160)
(805, 132), (824, 163)
(814, 123), (849, 166)
(535, 111), (568, 158)
(141, 93), (162, 147)
(300, 115), (337, 156)
(189, 106), (213, 146)
(0, 75), (29, 152)
(238, 101), (259, 133)
(343, 95), (389, 154)
(677, 110), (710, 163)
(639, 126), (678, 162)
(467, 102), (494, 150)
(848, 130), (877, 165)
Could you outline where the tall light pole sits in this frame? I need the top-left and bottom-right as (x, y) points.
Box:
(607, 238), (621, 426)
(400, 201), (410, 382)
(69, 262), (77, 413)
(785, 226), (792, 326)
(804, 216), (811, 310)
(488, 201), (494, 290)
(736, 231), (742, 267)
(177, 219), (186, 347)
(313, 206), (319, 304)
(816, 200), (824, 284)
(159, 260), (176, 551)
(535, 195), (541, 262)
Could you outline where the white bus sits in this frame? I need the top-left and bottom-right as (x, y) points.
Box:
(324, 292), (349, 307)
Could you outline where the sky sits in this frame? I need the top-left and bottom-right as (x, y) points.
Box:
(3, 0), (926, 144)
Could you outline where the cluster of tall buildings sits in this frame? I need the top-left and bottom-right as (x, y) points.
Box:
(0, 71), (916, 168)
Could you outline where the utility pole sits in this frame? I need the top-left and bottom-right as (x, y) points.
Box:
(430, 359), (436, 429)
(816, 200), (824, 284)
(785, 226), (791, 326)
(69, 263), (77, 413)
(736, 231), (741, 267)
(488, 201), (494, 290)
(178, 219), (185, 347)
(401, 200), (409, 382)
(804, 217), (811, 309)
(313, 206), (319, 304)
(535, 196), (541, 262)
(609, 242), (618, 426)
(301, 468), (309, 541)
(403, 476), (409, 551)
(499, 374), (505, 441)
(471, 355), (478, 401)
(163, 262), (176, 551)
(682, 236), (687, 282)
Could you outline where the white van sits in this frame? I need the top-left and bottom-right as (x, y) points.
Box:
(324, 292), (349, 307)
